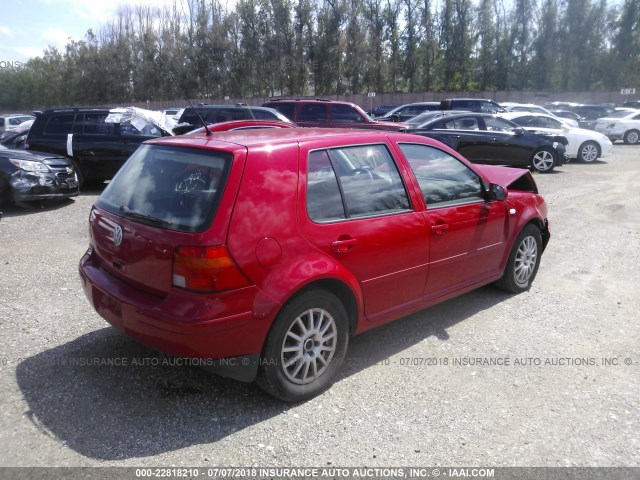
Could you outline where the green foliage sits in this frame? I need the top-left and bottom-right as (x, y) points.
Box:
(0, 0), (635, 110)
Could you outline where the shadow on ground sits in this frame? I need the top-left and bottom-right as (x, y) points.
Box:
(17, 285), (511, 460)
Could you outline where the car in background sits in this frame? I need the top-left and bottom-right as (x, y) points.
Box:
(566, 105), (615, 130)
(402, 110), (469, 128)
(174, 105), (290, 134)
(403, 112), (567, 173)
(366, 104), (399, 118)
(622, 101), (640, 109)
(262, 99), (406, 130)
(26, 107), (173, 185)
(376, 102), (441, 122)
(79, 128), (550, 402)
(0, 144), (78, 204)
(550, 110), (582, 126)
(500, 112), (612, 163)
(501, 103), (579, 128)
(440, 98), (506, 113)
(594, 110), (640, 144)
(185, 119), (297, 135)
(0, 114), (35, 135)
(0, 119), (34, 149)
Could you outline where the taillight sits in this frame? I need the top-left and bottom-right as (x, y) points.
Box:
(172, 246), (250, 293)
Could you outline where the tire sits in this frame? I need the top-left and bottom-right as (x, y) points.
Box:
(256, 290), (349, 402)
(494, 224), (542, 294)
(531, 148), (556, 173)
(578, 141), (600, 163)
(70, 159), (84, 188)
(623, 130), (640, 145)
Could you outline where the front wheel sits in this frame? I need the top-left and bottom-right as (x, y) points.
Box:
(578, 141), (600, 163)
(494, 224), (542, 293)
(531, 148), (556, 173)
(256, 290), (349, 402)
(623, 130), (639, 145)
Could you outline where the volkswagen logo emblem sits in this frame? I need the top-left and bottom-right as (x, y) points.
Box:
(113, 225), (123, 247)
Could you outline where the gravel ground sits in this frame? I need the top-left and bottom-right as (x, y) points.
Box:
(0, 146), (638, 468)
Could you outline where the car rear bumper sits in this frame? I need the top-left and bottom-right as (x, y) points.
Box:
(78, 247), (277, 382)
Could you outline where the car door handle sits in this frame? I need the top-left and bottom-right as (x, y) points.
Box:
(431, 224), (449, 235)
(332, 238), (357, 253)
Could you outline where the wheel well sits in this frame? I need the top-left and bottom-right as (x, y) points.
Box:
(525, 218), (549, 251)
(286, 279), (359, 335)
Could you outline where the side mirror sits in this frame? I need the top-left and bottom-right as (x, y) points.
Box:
(489, 183), (506, 201)
(391, 113), (401, 122)
(513, 127), (525, 136)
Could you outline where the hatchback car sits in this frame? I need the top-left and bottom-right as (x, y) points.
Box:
(79, 129), (550, 402)
(403, 113), (567, 172)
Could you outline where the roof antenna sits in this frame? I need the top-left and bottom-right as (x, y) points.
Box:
(185, 96), (213, 137)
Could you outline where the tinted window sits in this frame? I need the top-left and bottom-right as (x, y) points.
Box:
(44, 114), (76, 134)
(82, 113), (115, 135)
(251, 109), (279, 120)
(299, 104), (328, 122)
(306, 144), (410, 222)
(331, 104), (363, 123)
(97, 145), (231, 233)
(266, 103), (295, 119)
(399, 143), (483, 208)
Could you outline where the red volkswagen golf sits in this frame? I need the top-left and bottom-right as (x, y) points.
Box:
(79, 129), (550, 402)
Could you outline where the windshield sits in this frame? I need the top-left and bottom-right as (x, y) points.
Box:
(97, 145), (232, 233)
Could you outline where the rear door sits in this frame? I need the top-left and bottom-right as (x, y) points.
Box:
(423, 116), (487, 161)
(299, 141), (429, 323)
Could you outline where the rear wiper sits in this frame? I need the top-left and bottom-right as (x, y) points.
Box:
(119, 205), (171, 226)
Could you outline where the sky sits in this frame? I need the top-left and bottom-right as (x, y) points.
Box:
(0, 0), (189, 64)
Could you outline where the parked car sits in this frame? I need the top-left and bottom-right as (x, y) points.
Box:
(594, 110), (640, 144)
(549, 110), (582, 126)
(500, 103), (579, 127)
(566, 105), (615, 130)
(185, 119), (297, 135)
(404, 110), (475, 128)
(366, 104), (399, 118)
(440, 98), (506, 113)
(622, 101), (640, 109)
(174, 105), (290, 134)
(0, 144), (79, 204)
(79, 128), (550, 402)
(403, 113), (567, 172)
(376, 102), (441, 122)
(261, 99), (406, 130)
(26, 107), (173, 185)
(500, 112), (613, 163)
(0, 119), (33, 149)
(0, 114), (35, 134)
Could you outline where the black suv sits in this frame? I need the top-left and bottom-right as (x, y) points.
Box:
(440, 98), (506, 113)
(174, 105), (290, 134)
(26, 108), (172, 185)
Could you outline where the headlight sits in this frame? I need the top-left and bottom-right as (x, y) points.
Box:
(9, 159), (50, 173)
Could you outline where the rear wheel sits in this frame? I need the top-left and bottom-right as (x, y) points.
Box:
(578, 141), (599, 163)
(531, 148), (556, 173)
(623, 130), (639, 145)
(494, 224), (542, 293)
(256, 290), (349, 402)
(70, 160), (85, 188)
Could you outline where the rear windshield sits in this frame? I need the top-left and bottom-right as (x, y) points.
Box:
(97, 144), (232, 233)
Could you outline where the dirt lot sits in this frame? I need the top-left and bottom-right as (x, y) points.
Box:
(0, 146), (638, 468)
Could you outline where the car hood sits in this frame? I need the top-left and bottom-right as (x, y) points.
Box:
(0, 147), (71, 165)
(474, 164), (533, 189)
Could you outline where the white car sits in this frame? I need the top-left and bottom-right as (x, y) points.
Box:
(501, 112), (613, 163)
(594, 110), (640, 145)
(500, 102), (580, 127)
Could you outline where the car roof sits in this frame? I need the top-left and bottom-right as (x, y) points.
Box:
(264, 98), (359, 107)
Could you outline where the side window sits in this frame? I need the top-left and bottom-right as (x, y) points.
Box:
(306, 144), (410, 222)
(82, 113), (115, 135)
(399, 143), (484, 208)
(268, 103), (295, 120)
(483, 116), (514, 132)
(44, 114), (76, 135)
(480, 101), (500, 113)
(331, 105), (362, 123)
(252, 109), (278, 120)
(457, 117), (480, 130)
(299, 104), (328, 122)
